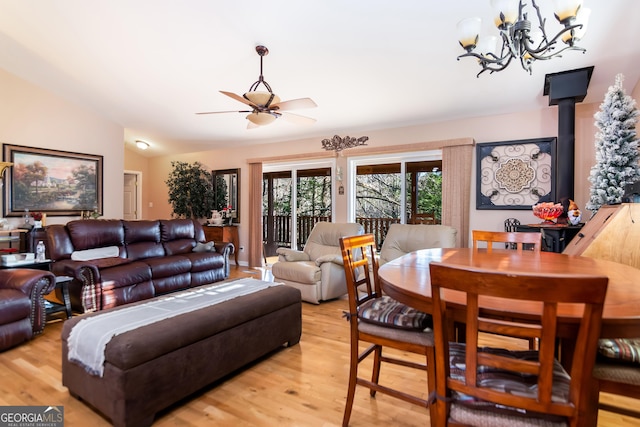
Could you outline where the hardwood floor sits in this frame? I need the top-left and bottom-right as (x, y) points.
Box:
(0, 265), (638, 426)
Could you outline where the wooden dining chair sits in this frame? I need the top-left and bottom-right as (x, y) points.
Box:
(339, 234), (436, 426)
(503, 218), (521, 249)
(592, 340), (640, 419)
(428, 262), (608, 426)
(472, 230), (543, 349)
(472, 229), (542, 253)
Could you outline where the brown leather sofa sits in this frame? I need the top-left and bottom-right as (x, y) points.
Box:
(46, 219), (233, 313)
(0, 269), (56, 351)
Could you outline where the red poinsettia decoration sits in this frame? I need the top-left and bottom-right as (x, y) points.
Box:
(31, 211), (43, 221)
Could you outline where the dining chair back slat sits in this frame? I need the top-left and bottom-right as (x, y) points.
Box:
(472, 230), (542, 253)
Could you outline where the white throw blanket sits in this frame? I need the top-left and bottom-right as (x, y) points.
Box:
(67, 278), (282, 377)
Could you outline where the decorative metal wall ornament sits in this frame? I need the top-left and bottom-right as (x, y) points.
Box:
(456, 0), (590, 76)
(321, 135), (369, 155)
(476, 137), (556, 209)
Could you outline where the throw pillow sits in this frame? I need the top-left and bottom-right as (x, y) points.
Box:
(71, 246), (119, 261)
(193, 241), (215, 253)
(358, 295), (431, 331)
(598, 338), (640, 364)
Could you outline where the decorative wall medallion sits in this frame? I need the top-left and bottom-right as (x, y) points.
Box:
(476, 137), (556, 210)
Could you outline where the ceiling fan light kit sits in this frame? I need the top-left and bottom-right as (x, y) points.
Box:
(457, 0), (590, 76)
(246, 112), (277, 126)
(197, 45), (316, 128)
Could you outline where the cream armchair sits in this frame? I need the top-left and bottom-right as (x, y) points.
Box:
(379, 223), (458, 265)
(272, 222), (364, 304)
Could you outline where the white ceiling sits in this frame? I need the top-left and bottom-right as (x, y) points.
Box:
(1, 0), (639, 157)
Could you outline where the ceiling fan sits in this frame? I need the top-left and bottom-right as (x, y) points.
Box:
(197, 45), (317, 129)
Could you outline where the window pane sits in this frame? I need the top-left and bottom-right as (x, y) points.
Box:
(297, 168), (332, 248)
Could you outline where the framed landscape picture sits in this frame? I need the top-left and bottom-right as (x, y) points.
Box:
(476, 137), (556, 210)
(2, 144), (103, 217)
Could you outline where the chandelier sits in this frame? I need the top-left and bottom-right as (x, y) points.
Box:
(456, 0), (590, 76)
(321, 135), (369, 154)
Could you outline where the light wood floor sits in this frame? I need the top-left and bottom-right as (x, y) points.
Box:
(0, 265), (639, 426)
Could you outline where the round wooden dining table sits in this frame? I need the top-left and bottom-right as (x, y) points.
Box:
(379, 247), (640, 427)
(379, 247), (640, 351)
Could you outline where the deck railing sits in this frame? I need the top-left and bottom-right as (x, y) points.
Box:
(263, 215), (401, 251)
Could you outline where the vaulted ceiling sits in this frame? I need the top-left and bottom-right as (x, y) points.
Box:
(1, 0), (639, 157)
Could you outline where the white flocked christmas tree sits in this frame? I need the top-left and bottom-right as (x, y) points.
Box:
(586, 74), (640, 213)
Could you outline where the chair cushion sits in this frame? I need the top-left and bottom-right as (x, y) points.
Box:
(597, 338), (640, 364)
(593, 359), (640, 386)
(358, 295), (431, 331)
(447, 342), (570, 426)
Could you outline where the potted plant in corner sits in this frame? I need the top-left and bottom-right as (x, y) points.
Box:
(166, 161), (215, 219)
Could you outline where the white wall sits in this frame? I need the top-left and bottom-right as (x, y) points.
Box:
(0, 68), (124, 227)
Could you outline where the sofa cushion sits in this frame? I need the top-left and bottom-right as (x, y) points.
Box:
(90, 258), (132, 269)
(358, 295), (431, 331)
(184, 252), (224, 273)
(67, 219), (124, 250)
(145, 255), (191, 279)
(99, 261), (152, 288)
(160, 219), (196, 242)
(123, 220), (161, 244)
(126, 241), (165, 260)
(272, 260), (320, 285)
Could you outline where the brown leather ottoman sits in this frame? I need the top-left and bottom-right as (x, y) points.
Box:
(61, 283), (301, 427)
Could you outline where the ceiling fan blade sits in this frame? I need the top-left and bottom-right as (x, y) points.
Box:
(220, 91), (258, 107)
(280, 111), (317, 125)
(195, 110), (251, 115)
(271, 97), (317, 111)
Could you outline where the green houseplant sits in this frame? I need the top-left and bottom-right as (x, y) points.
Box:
(166, 161), (214, 219)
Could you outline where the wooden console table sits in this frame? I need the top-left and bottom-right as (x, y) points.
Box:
(203, 225), (239, 265)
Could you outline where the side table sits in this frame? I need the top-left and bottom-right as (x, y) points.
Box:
(45, 275), (73, 320)
(203, 225), (239, 265)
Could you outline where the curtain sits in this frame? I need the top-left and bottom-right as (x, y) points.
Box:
(442, 144), (473, 248)
(248, 162), (263, 267)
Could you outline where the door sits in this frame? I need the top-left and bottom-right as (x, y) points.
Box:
(262, 162), (334, 256)
(123, 173), (138, 220)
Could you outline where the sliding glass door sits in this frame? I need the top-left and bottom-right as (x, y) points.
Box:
(263, 160), (334, 256)
(348, 151), (442, 248)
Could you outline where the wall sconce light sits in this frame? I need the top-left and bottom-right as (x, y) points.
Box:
(135, 140), (150, 150)
(336, 166), (345, 195)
